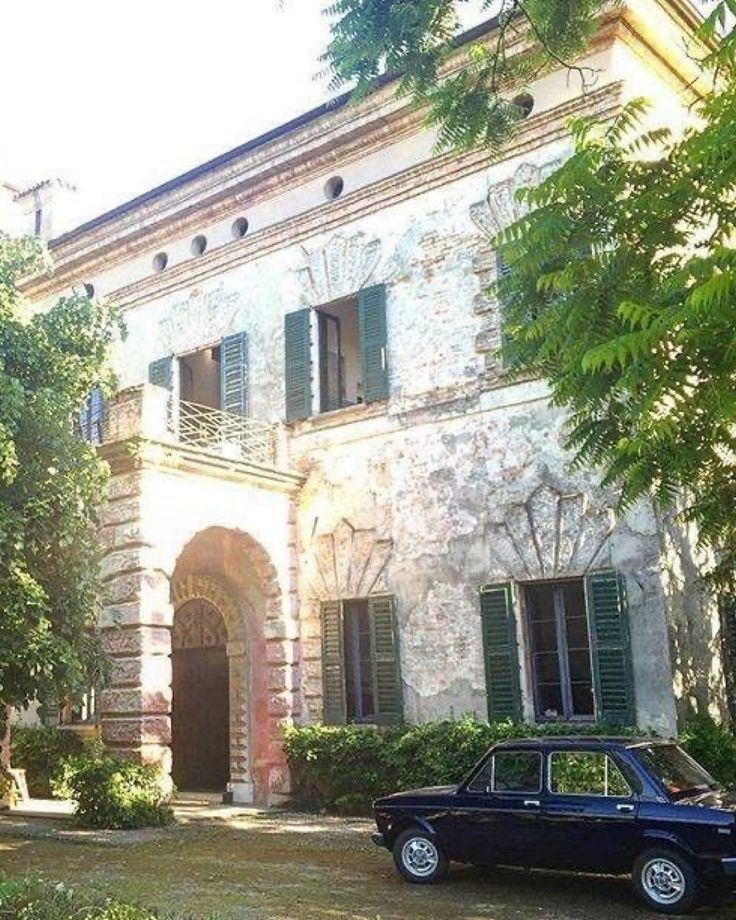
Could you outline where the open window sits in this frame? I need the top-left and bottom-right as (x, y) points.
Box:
(179, 345), (222, 409)
(317, 296), (362, 412)
(284, 284), (389, 422)
(148, 331), (249, 420)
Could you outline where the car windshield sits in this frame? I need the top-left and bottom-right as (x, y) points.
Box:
(633, 743), (718, 799)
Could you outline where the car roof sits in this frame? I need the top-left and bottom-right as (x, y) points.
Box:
(492, 736), (673, 750)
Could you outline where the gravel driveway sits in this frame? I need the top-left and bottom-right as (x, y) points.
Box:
(0, 810), (734, 918)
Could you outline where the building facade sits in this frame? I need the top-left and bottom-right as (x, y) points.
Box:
(21, 1), (727, 804)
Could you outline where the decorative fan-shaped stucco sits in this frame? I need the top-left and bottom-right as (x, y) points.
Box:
(470, 159), (563, 238)
(297, 232), (382, 306)
(308, 518), (392, 599)
(488, 483), (615, 581)
(158, 283), (241, 354)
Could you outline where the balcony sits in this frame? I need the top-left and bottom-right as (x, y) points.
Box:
(95, 384), (289, 472)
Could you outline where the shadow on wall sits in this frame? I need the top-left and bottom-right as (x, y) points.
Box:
(657, 509), (728, 725)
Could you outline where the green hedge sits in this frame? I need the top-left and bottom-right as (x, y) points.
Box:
(284, 716), (734, 815)
(10, 726), (84, 798)
(284, 718), (641, 814)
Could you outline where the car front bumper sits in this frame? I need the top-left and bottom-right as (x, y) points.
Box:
(371, 831), (387, 849)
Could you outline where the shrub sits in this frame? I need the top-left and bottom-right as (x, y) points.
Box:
(51, 750), (174, 829)
(10, 726), (84, 798)
(0, 877), (158, 919)
(680, 714), (736, 788)
(284, 717), (643, 815)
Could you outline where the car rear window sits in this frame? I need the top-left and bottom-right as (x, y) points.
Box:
(549, 751), (632, 797)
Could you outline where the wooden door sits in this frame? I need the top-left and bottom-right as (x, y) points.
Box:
(171, 600), (229, 791)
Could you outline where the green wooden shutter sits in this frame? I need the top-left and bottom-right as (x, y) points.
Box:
(148, 356), (173, 390)
(497, 251), (517, 365)
(368, 595), (403, 724)
(480, 583), (522, 721)
(220, 332), (249, 416)
(586, 571), (635, 726)
(321, 600), (347, 724)
(358, 284), (389, 403)
(284, 309), (312, 422)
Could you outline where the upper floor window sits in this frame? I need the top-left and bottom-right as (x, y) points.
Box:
(284, 284), (389, 423)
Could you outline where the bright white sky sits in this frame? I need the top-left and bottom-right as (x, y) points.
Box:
(2, 0), (711, 227)
(1, 0), (490, 225)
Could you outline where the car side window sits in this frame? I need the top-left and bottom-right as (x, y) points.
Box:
(493, 751), (542, 793)
(466, 751), (542, 793)
(549, 751), (633, 797)
(466, 758), (494, 793)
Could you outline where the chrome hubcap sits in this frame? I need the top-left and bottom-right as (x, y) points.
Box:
(402, 837), (439, 877)
(642, 858), (686, 905)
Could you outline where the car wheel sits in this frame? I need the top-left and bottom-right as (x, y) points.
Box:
(393, 827), (449, 884)
(633, 848), (698, 914)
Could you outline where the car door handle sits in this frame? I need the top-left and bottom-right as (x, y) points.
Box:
(524, 799), (540, 808)
(616, 803), (635, 814)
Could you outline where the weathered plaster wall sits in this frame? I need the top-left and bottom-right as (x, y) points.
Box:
(291, 386), (679, 736)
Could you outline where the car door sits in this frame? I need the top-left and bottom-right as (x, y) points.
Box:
(453, 749), (544, 866)
(541, 749), (640, 872)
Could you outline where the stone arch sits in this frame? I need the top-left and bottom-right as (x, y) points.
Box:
(171, 574), (243, 641)
(170, 527), (294, 805)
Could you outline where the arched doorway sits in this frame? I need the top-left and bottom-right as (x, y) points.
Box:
(171, 598), (230, 791)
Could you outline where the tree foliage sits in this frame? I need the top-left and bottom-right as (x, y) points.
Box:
(325, 1), (736, 585)
(324, 0), (605, 152)
(0, 233), (123, 738)
(497, 5), (736, 584)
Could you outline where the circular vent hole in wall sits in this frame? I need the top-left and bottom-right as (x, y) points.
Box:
(191, 235), (208, 257)
(231, 217), (249, 239)
(511, 92), (534, 117)
(324, 176), (345, 200)
(152, 252), (168, 273)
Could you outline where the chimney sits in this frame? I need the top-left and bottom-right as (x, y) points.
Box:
(14, 178), (80, 242)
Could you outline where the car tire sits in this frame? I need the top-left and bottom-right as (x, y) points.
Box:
(633, 848), (698, 914)
(393, 827), (449, 884)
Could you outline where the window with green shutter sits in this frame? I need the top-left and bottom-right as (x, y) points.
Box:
(148, 355), (173, 390)
(220, 332), (249, 416)
(479, 584), (522, 721)
(585, 571), (635, 725)
(358, 284), (389, 402)
(284, 308), (312, 422)
(287, 284), (390, 420)
(321, 595), (402, 725)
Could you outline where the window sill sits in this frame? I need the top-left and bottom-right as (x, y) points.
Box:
(289, 399), (388, 435)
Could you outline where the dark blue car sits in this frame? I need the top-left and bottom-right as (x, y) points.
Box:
(371, 737), (736, 914)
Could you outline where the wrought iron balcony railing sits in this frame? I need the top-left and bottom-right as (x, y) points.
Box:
(90, 385), (282, 468)
(174, 399), (277, 466)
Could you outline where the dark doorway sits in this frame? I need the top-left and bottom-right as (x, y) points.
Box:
(171, 599), (230, 791)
